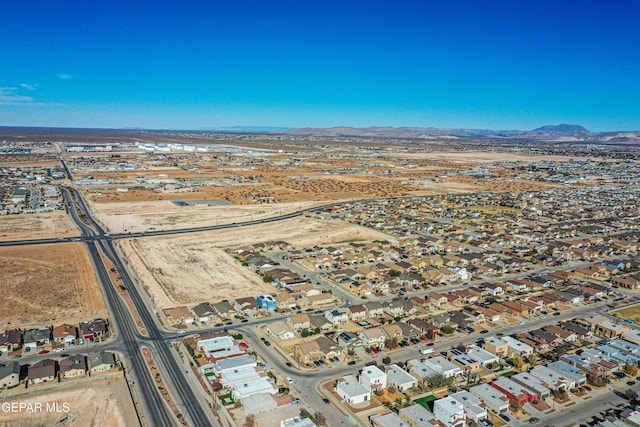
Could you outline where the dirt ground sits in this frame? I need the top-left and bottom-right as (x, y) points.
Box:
(117, 217), (343, 307)
(0, 211), (79, 241)
(384, 151), (592, 163)
(0, 376), (136, 427)
(612, 304), (640, 322)
(287, 223), (396, 247)
(88, 198), (326, 233)
(0, 243), (108, 329)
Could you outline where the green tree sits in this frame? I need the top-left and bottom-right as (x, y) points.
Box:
(314, 412), (328, 427)
(527, 354), (537, 368)
(384, 337), (399, 349)
(441, 324), (456, 334)
(624, 364), (638, 377)
(388, 270), (401, 278)
(513, 356), (524, 370)
(587, 373), (606, 387)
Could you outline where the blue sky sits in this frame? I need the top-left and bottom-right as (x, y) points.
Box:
(1, 0), (639, 131)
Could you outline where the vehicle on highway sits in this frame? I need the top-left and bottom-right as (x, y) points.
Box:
(347, 361), (356, 366)
(479, 329), (489, 334)
(529, 417), (539, 424)
(627, 381), (636, 385)
(322, 398), (330, 404)
(10, 354), (21, 359)
(38, 350), (49, 354)
(286, 376), (293, 384)
(553, 312), (561, 316)
(54, 347), (64, 352)
(419, 347), (434, 355)
(285, 362), (293, 367)
(519, 321), (525, 325)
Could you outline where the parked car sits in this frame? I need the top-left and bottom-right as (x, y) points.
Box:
(347, 361), (356, 366)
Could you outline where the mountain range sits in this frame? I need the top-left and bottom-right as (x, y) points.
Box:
(268, 124), (640, 144)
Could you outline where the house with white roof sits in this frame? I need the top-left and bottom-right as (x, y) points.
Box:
(466, 344), (500, 367)
(449, 391), (487, 422)
(512, 372), (551, 399)
(335, 375), (370, 406)
(547, 361), (587, 387)
(213, 354), (257, 374)
(359, 365), (387, 393)
(325, 309), (349, 325)
(266, 321), (295, 341)
(220, 367), (261, 388)
(470, 384), (509, 414)
(232, 377), (277, 399)
(385, 364), (418, 392)
(434, 396), (466, 427)
(398, 404), (437, 427)
(529, 365), (572, 391)
(371, 412), (405, 427)
(501, 336), (534, 357)
(197, 335), (235, 352)
(422, 356), (463, 378)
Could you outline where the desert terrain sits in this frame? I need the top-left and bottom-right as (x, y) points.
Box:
(0, 376), (136, 427)
(0, 211), (79, 241)
(384, 151), (593, 163)
(0, 243), (108, 329)
(88, 198), (325, 233)
(117, 217), (363, 307)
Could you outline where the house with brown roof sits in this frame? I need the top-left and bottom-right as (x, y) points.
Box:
(544, 325), (577, 342)
(406, 318), (439, 339)
(234, 297), (260, 316)
(79, 319), (108, 343)
(475, 307), (502, 322)
(294, 340), (323, 365)
(53, 324), (77, 347)
(428, 292), (448, 309)
(28, 359), (57, 384)
(59, 354), (87, 379)
(0, 330), (22, 353)
(287, 313), (311, 332)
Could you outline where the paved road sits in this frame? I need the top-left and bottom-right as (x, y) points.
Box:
(65, 189), (219, 427)
(64, 188), (179, 427)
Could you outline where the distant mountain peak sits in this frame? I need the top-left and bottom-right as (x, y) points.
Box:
(532, 124), (590, 134)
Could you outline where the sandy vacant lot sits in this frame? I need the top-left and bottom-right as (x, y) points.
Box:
(118, 217), (344, 307)
(0, 377), (136, 427)
(0, 243), (108, 329)
(288, 223), (396, 247)
(0, 211), (79, 241)
(88, 198), (325, 233)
